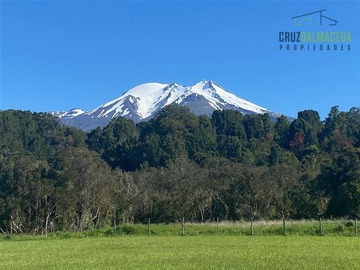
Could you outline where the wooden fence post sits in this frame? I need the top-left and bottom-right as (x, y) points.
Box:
(355, 219), (358, 237)
(10, 220), (12, 239)
(148, 218), (151, 235)
(250, 218), (254, 236)
(113, 208), (117, 234)
(182, 217), (185, 236)
(282, 216), (286, 236)
(319, 218), (323, 236)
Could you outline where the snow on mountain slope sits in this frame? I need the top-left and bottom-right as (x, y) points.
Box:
(93, 82), (169, 119)
(54, 80), (282, 131)
(50, 108), (86, 119)
(187, 81), (268, 113)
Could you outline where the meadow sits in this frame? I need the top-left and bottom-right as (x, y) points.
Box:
(1, 220), (360, 270)
(1, 235), (360, 270)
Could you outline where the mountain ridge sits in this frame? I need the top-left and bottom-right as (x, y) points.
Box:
(51, 80), (283, 131)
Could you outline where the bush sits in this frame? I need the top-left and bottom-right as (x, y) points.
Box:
(333, 224), (345, 233)
(345, 221), (354, 227)
(122, 224), (136, 235)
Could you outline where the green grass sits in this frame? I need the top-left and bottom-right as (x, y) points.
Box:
(1, 235), (360, 269)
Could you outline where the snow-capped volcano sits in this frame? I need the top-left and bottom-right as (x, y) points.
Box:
(54, 80), (282, 131)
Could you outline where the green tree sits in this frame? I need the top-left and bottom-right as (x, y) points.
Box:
(87, 117), (139, 170)
(274, 115), (290, 148)
(316, 149), (360, 217)
(54, 147), (114, 231)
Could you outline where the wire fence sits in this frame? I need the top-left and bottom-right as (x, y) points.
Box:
(112, 217), (359, 237)
(2, 218), (359, 240)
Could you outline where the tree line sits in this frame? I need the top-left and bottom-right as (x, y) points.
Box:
(0, 105), (359, 233)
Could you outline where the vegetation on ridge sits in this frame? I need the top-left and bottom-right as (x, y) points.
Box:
(0, 105), (359, 233)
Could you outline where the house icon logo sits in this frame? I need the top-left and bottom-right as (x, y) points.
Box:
(292, 9), (339, 26)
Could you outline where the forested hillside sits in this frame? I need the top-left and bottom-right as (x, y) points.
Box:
(0, 105), (359, 233)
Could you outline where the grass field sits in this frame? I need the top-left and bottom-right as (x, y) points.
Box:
(1, 235), (360, 269)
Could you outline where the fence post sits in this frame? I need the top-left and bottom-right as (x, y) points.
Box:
(250, 218), (254, 236)
(113, 208), (117, 234)
(216, 217), (219, 233)
(182, 217), (185, 236)
(319, 218), (323, 236)
(355, 219), (358, 237)
(10, 220), (12, 239)
(147, 218), (151, 235)
(282, 216), (286, 236)
(113, 218), (117, 234)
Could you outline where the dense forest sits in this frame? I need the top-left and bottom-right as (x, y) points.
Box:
(0, 104), (359, 234)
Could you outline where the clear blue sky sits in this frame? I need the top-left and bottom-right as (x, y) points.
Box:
(1, 0), (359, 119)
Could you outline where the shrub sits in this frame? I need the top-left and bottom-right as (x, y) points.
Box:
(122, 224), (136, 235)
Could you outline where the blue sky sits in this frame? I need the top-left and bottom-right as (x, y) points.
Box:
(1, 0), (359, 119)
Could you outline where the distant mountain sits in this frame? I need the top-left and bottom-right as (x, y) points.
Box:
(51, 80), (283, 131)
